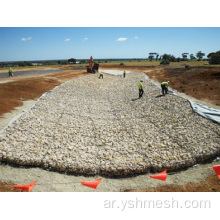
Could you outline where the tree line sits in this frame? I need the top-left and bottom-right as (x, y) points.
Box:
(1, 50), (220, 67)
(148, 50), (220, 65)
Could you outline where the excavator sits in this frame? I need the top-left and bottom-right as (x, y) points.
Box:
(86, 56), (99, 73)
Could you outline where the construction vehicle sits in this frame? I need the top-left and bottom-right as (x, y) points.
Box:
(86, 56), (99, 73)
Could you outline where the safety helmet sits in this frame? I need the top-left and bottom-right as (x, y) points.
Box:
(140, 80), (143, 82)
(167, 81), (170, 83)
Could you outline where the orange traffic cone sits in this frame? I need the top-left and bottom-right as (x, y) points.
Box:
(81, 178), (102, 189)
(150, 170), (167, 181)
(212, 165), (220, 179)
(13, 180), (37, 192)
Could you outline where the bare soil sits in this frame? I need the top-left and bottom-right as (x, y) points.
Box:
(0, 181), (22, 192)
(124, 174), (220, 192)
(146, 66), (220, 106)
(0, 66), (89, 116)
(0, 64), (219, 192)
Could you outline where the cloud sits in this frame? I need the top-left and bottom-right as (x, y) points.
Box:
(21, 37), (32, 41)
(82, 37), (88, 41)
(134, 36), (138, 39)
(64, 38), (70, 42)
(115, 38), (128, 42)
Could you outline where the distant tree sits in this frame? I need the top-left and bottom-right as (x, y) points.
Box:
(155, 53), (159, 61)
(159, 54), (176, 62)
(68, 58), (76, 64)
(182, 53), (189, 61)
(208, 50), (220, 64)
(61, 61), (68, 65)
(80, 60), (86, 64)
(162, 54), (170, 60)
(148, 52), (156, 61)
(162, 54), (175, 61)
(18, 62), (26, 67)
(176, 57), (181, 62)
(26, 62), (32, 66)
(207, 52), (215, 59)
(190, 54), (196, 60)
(170, 55), (176, 62)
(196, 51), (205, 60)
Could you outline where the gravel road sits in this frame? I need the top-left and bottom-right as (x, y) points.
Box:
(0, 68), (63, 78)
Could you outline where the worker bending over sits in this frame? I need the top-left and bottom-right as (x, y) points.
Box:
(161, 81), (170, 96)
(138, 80), (144, 98)
(99, 72), (103, 79)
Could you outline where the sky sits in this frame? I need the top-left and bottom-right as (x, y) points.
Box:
(1, 0), (220, 62)
(1, 27), (220, 62)
(0, 27), (220, 61)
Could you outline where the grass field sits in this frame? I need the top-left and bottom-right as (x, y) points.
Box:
(99, 60), (209, 66)
(90, 60), (219, 67)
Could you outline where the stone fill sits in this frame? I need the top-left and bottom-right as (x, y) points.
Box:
(0, 72), (219, 176)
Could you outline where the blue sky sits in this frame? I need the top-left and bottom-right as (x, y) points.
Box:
(1, 27), (220, 62)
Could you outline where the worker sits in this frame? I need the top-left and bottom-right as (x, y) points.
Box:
(123, 70), (126, 78)
(138, 80), (144, 98)
(161, 81), (170, 96)
(8, 67), (13, 77)
(98, 72), (103, 79)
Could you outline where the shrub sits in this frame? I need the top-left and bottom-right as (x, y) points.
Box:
(160, 59), (170, 65)
(209, 55), (220, 64)
(208, 51), (220, 64)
